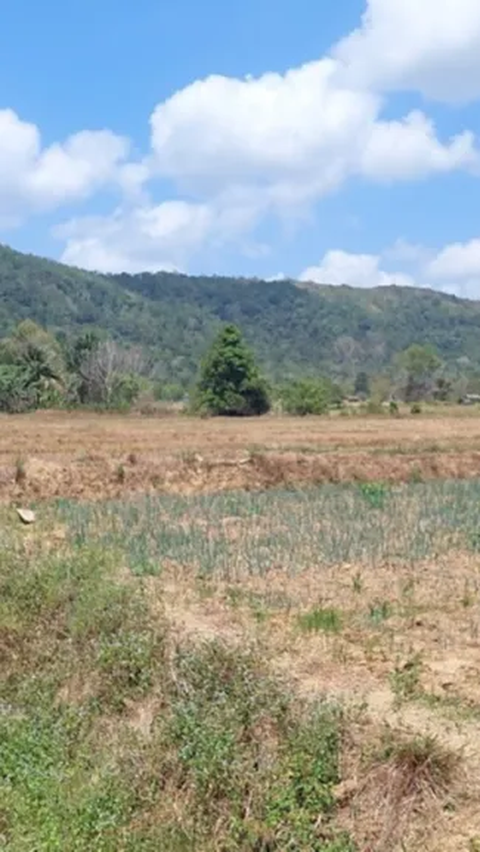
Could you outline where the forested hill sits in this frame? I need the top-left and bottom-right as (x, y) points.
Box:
(1, 242), (480, 383)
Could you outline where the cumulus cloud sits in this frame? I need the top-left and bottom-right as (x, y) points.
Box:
(56, 192), (267, 273)
(0, 109), (130, 226)
(148, 59), (477, 212)
(300, 239), (480, 300)
(427, 238), (480, 279)
(3, 0), (480, 273)
(300, 249), (416, 289)
(335, 0), (480, 102)
(56, 201), (213, 273)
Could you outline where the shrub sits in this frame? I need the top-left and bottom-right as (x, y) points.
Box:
(280, 377), (341, 416)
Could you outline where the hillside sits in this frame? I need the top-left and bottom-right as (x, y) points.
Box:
(1, 242), (480, 383)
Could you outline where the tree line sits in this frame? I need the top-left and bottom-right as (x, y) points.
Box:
(0, 319), (477, 416)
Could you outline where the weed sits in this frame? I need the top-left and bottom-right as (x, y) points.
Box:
(390, 653), (423, 704)
(408, 464), (424, 483)
(97, 627), (164, 710)
(411, 402), (422, 415)
(115, 463), (126, 484)
(352, 571), (363, 593)
(368, 599), (392, 626)
(14, 457), (26, 485)
(376, 731), (458, 798)
(298, 607), (342, 635)
(359, 481), (388, 509)
(461, 580), (476, 608)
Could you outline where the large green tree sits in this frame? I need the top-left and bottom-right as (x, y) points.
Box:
(397, 344), (442, 401)
(195, 324), (270, 416)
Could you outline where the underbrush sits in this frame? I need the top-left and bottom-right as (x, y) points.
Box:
(0, 537), (354, 851)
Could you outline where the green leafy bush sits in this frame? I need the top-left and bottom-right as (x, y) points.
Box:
(280, 377), (341, 416)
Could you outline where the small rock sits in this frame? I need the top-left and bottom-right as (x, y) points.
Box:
(16, 508), (36, 525)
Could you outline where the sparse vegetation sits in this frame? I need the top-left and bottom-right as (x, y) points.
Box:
(3, 407), (480, 848)
(298, 607), (343, 634)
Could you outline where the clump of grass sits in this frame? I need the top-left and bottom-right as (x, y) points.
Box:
(357, 730), (461, 850)
(368, 599), (392, 626)
(298, 607), (343, 635)
(14, 457), (26, 485)
(377, 732), (458, 797)
(115, 463), (126, 484)
(358, 481), (388, 509)
(390, 653), (423, 704)
(352, 571), (363, 593)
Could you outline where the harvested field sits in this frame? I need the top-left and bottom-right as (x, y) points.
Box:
(5, 408), (480, 500)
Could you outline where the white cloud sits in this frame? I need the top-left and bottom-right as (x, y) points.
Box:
(56, 193), (266, 273)
(335, 0), (480, 102)
(427, 238), (480, 279)
(361, 112), (477, 181)
(56, 201), (213, 273)
(148, 59), (477, 213)
(3, 0), (480, 273)
(0, 109), (130, 225)
(300, 249), (416, 289)
(300, 240), (480, 300)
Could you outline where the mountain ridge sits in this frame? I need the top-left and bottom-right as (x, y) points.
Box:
(1, 242), (479, 384)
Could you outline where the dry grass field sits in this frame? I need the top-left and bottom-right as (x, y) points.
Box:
(4, 409), (480, 850)
(5, 407), (480, 501)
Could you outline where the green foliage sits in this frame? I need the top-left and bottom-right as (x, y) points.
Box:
(280, 377), (341, 415)
(0, 320), (66, 410)
(0, 364), (34, 412)
(353, 370), (370, 397)
(398, 343), (442, 402)
(2, 243), (480, 388)
(368, 599), (393, 626)
(359, 481), (388, 509)
(0, 531), (354, 852)
(390, 653), (423, 703)
(195, 323), (270, 416)
(297, 607), (342, 634)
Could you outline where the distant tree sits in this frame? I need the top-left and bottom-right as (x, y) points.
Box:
(397, 344), (441, 402)
(75, 340), (147, 408)
(0, 320), (66, 408)
(195, 324), (270, 416)
(0, 364), (35, 412)
(433, 376), (452, 402)
(354, 371), (370, 398)
(280, 377), (339, 416)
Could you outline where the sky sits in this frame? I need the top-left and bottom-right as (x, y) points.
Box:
(3, 0), (480, 297)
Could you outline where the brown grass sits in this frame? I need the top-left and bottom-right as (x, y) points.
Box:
(4, 408), (480, 500)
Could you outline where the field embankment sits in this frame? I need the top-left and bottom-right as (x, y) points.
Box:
(5, 409), (480, 501)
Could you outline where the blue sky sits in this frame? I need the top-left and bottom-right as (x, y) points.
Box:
(2, 0), (480, 296)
